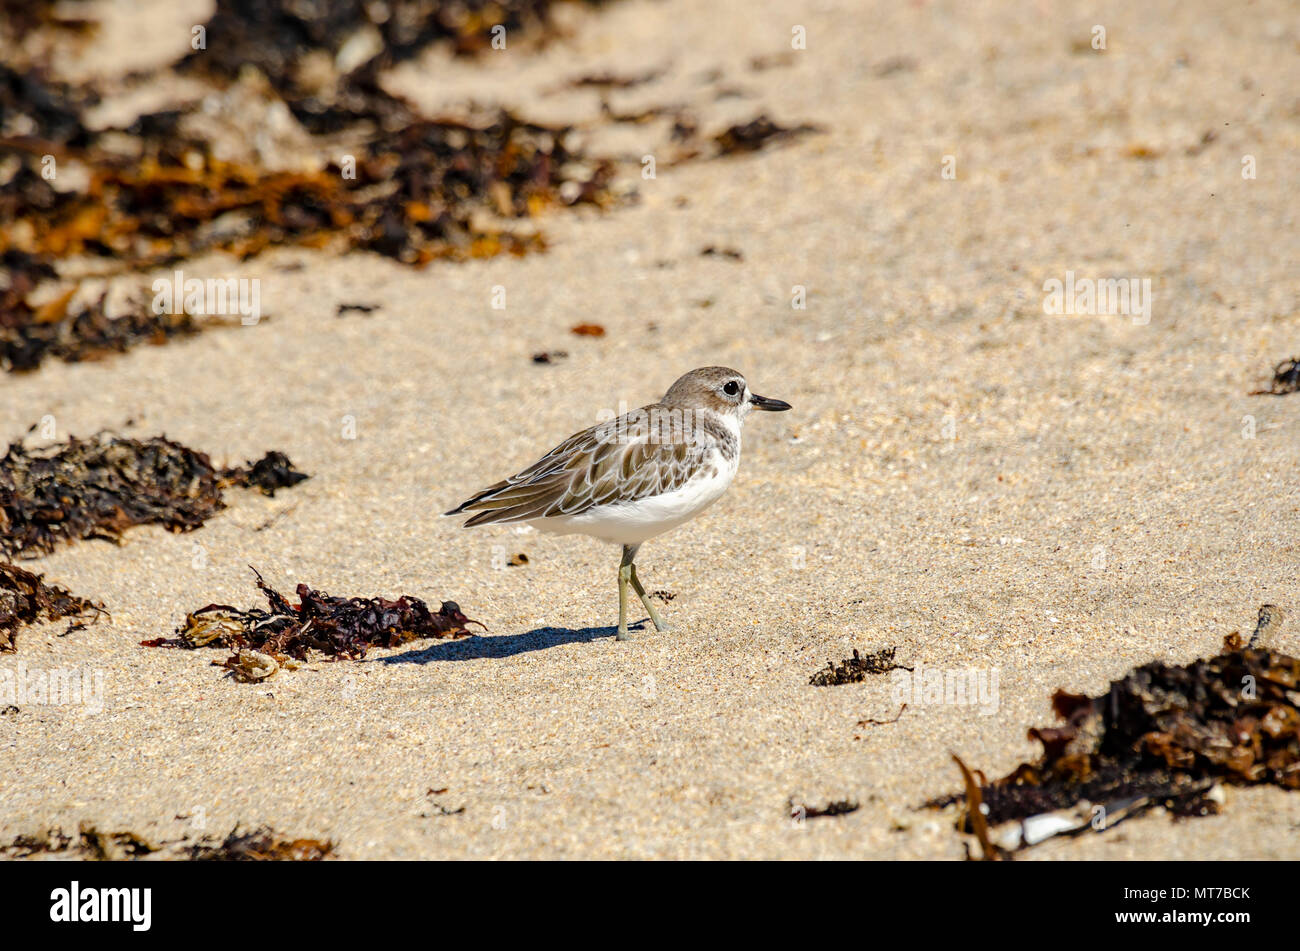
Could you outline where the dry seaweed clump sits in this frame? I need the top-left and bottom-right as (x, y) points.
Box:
(174, 0), (602, 137)
(186, 825), (333, 861)
(789, 798), (860, 820)
(0, 0), (94, 41)
(145, 568), (482, 680)
(0, 431), (309, 559)
(712, 115), (822, 156)
(1, 103), (612, 284)
(0, 62), (96, 146)
(1, 821), (332, 860)
(0, 23), (613, 370)
(180, 0), (586, 94)
(810, 646), (909, 686)
(1250, 356), (1300, 396)
(1, 25), (613, 278)
(1, 262), (204, 372)
(2, 108), (608, 268)
(2, 824), (159, 861)
(0, 562), (101, 651)
(940, 607), (1300, 857)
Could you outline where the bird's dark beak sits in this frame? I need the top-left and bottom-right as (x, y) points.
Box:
(749, 393), (792, 412)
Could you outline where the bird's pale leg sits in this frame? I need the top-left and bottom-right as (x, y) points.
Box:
(624, 546), (670, 633)
(629, 566), (670, 632)
(616, 545), (635, 640)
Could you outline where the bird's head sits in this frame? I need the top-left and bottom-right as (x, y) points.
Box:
(662, 366), (792, 421)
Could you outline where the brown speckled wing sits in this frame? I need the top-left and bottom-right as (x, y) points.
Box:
(447, 405), (710, 526)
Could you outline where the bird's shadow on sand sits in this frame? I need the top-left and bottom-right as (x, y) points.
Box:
(370, 622), (649, 664)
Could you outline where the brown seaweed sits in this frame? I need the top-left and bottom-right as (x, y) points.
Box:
(941, 609), (1300, 851)
(178, 0), (584, 104)
(4, 107), (607, 263)
(790, 798), (860, 820)
(0, 430), (308, 558)
(564, 68), (663, 90)
(0, 62), (95, 147)
(186, 825), (333, 861)
(148, 568), (482, 673)
(1, 13), (615, 372)
(952, 754), (1005, 861)
(1, 106), (611, 273)
(0, 561), (101, 651)
(1, 279), (203, 373)
(1, 821), (332, 860)
(810, 647), (909, 686)
(1250, 357), (1300, 396)
(713, 114), (822, 155)
(2, 823), (160, 861)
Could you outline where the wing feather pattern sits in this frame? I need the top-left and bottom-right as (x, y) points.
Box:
(445, 405), (710, 527)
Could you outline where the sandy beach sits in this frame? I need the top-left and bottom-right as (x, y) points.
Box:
(2, 0), (1299, 859)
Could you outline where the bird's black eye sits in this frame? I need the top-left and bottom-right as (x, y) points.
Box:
(723, 381), (740, 397)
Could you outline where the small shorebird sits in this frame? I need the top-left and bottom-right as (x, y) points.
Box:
(445, 367), (791, 639)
